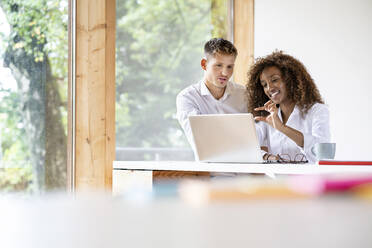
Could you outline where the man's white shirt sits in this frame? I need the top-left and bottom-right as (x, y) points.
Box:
(176, 80), (248, 147)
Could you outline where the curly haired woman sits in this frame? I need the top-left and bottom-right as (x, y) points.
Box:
(247, 51), (330, 163)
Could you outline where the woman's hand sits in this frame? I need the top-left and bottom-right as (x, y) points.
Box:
(263, 153), (279, 161)
(255, 101), (305, 148)
(254, 100), (285, 131)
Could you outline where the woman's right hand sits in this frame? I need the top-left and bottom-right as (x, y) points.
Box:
(254, 100), (285, 131)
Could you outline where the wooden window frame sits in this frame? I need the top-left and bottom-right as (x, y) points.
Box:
(68, 0), (115, 191)
(233, 0), (255, 85)
(68, 0), (253, 191)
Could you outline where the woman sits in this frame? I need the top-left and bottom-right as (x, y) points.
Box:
(246, 51), (330, 163)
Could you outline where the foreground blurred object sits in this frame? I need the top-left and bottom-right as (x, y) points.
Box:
(179, 174), (372, 205)
(1, 188), (372, 248)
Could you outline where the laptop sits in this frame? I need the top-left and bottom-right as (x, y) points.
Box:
(188, 113), (264, 163)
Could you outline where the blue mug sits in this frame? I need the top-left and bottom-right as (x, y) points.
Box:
(311, 143), (336, 160)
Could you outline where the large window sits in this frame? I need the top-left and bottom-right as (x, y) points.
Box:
(116, 0), (230, 161)
(0, 1), (68, 192)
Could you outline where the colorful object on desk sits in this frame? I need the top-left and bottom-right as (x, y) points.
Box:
(324, 176), (372, 192)
(179, 174), (372, 205)
(179, 177), (306, 206)
(289, 174), (372, 194)
(318, 160), (372, 165)
(351, 183), (372, 200)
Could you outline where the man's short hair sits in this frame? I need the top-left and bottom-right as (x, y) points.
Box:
(204, 38), (238, 58)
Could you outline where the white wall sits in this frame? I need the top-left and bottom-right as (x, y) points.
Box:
(255, 0), (372, 160)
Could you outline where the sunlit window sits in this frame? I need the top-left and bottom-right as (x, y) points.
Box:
(0, 0), (68, 193)
(116, 0), (230, 161)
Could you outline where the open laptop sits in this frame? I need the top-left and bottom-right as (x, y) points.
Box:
(188, 113), (264, 163)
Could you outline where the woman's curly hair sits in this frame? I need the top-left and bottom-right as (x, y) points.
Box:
(246, 51), (323, 117)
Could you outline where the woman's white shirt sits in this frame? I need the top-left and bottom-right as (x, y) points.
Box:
(256, 103), (330, 164)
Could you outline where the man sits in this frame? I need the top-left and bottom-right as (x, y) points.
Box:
(176, 38), (247, 148)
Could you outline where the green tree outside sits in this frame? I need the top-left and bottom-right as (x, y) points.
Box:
(116, 0), (228, 159)
(0, 0), (68, 192)
(0, 0), (228, 192)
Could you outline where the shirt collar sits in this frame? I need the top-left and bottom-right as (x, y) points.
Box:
(200, 80), (232, 99)
(224, 81), (232, 96)
(277, 104), (300, 122)
(200, 80), (211, 96)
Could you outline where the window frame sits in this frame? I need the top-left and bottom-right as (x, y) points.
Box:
(69, 0), (254, 191)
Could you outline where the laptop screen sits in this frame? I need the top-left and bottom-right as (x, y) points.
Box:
(189, 113), (263, 163)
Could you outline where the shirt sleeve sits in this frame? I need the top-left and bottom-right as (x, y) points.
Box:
(300, 104), (331, 162)
(176, 92), (201, 148)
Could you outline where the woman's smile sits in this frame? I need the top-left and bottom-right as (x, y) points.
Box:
(260, 66), (287, 104)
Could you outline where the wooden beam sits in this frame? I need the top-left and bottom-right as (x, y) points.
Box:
(74, 0), (115, 191)
(105, 0), (116, 191)
(67, 0), (73, 192)
(233, 0), (254, 86)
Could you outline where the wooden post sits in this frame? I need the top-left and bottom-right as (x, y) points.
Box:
(233, 0), (254, 86)
(73, 0), (115, 191)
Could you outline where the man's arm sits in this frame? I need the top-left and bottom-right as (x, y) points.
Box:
(176, 93), (201, 147)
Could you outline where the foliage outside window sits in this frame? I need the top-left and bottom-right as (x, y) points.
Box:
(116, 0), (229, 161)
(0, 0), (68, 193)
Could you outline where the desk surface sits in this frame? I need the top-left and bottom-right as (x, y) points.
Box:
(113, 161), (372, 175)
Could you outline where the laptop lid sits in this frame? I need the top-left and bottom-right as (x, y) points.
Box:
(189, 113), (263, 163)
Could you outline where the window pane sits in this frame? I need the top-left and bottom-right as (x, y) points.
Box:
(116, 0), (229, 161)
(0, 1), (68, 193)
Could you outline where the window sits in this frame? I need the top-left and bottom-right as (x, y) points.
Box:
(116, 0), (230, 161)
(0, 0), (68, 192)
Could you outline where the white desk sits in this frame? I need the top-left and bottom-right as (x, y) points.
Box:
(113, 161), (372, 174)
(106, 162), (372, 248)
(113, 161), (372, 195)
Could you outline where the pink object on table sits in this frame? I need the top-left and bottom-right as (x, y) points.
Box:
(288, 175), (372, 195)
(324, 177), (372, 191)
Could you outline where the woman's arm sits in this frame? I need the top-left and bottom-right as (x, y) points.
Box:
(255, 102), (330, 154)
(276, 125), (304, 148)
(255, 100), (304, 147)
